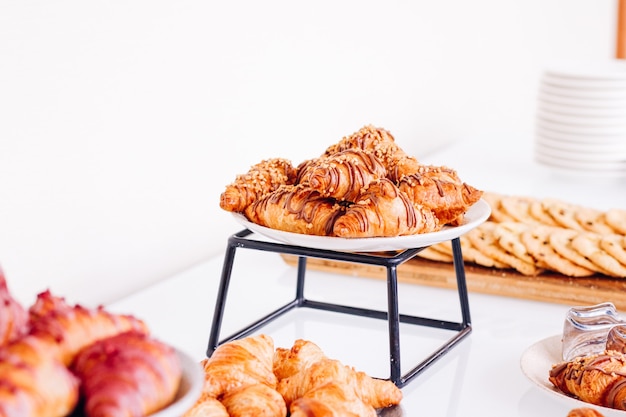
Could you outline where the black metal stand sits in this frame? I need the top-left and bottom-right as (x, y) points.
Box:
(207, 229), (472, 388)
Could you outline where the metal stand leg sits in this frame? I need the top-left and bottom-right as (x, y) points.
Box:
(207, 230), (473, 387)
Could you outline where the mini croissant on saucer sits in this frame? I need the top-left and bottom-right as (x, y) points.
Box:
(220, 125), (483, 238)
(550, 350), (626, 410)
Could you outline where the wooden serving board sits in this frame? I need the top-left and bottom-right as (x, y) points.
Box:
(280, 254), (626, 310)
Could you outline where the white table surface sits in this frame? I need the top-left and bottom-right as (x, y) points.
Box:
(109, 134), (626, 417)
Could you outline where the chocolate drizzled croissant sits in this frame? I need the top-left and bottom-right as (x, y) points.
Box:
(549, 350), (626, 411)
(297, 148), (387, 202)
(245, 184), (345, 236)
(324, 125), (421, 182)
(397, 165), (483, 226)
(333, 178), (440, 238)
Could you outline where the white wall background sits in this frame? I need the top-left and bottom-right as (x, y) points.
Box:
(0, 0), (617, 307)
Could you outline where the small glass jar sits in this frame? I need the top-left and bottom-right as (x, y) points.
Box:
(606, 324), (626, 353)
(562, 302), (625, 361)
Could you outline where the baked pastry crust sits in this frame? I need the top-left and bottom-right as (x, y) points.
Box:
(550, 350), (626, 410)
(245, 184), (345, 236)
(333, 178), (440, 238)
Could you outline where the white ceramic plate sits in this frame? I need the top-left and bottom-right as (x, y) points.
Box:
(538, 91), (626, 109)
(535, 126), (626, 145)
(536, 118), (626, 136)
(534, 141), (626, 162)
(538, 101), (626, 118)
(151, 349), (204, 417)
(535, 135), (626, 158)
(520, 335), (625, 417)
(542, 73), (626, 90)
(537, 109), (626, 128)
(540, 84), (626, 101)
(232, 199), (490, 252)
(544, 59), (626, 81)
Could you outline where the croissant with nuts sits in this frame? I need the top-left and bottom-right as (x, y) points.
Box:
(220, 158), (298, 213)
(324, 125), (421, 182)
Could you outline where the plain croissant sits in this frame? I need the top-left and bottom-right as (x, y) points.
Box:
(550, 350), (626, 410)
(332, 178), (440, 238)
(0, 267), (28, 346)
(289, 381), (376, 417)
(273, 339), (328, 381)
(27, 290), (149, 366)
(70, 331), (182, 417)
(202, 334), (278, 398)
(0, 335), (80, 417)
(221, 383), (287, 417)
(277, 357), (402, 410)
(220, 158), (298, 213)
(182, 394), (229, 417)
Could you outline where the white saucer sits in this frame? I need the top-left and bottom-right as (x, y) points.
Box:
(520, 335), (626, 417)
(232, 199), (491, 252)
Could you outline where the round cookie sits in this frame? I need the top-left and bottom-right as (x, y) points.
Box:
(417, 246), (455, 263)
(542, 198), (585, 231)
(575, 208), (615, 235)
(598, 235), (626, 269)
(571, 232), (626, 278)
(467, 222), (539, 276)
(492, 222), (536, 265)
(499, 196), (542, 225)
(549, 228), (610, 275)
(529, 200), (560, 227)
(605, 208), (626, 235)
(520, 226), (595, 277)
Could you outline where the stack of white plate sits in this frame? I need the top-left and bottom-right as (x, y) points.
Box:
(535, 60), (626, 178)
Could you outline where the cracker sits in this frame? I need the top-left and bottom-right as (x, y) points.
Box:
(459, 234), (509, 269)
(549, 228), (610, 274)
(417, 246), (455, 263)
(575, 208), (615, 235)
(571, 232), (626, 278)
(492, 222), (536, 265)
(520, 226), (595, 277)
(482, 192), (517, 223)
(605, 208), (626, 235)
(499, 196), (542, 225)
(529, 200), (560, 227)
(542, 198), (585, 231)
(599, 235), (626, 269)
(467, 222), (539, 276)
